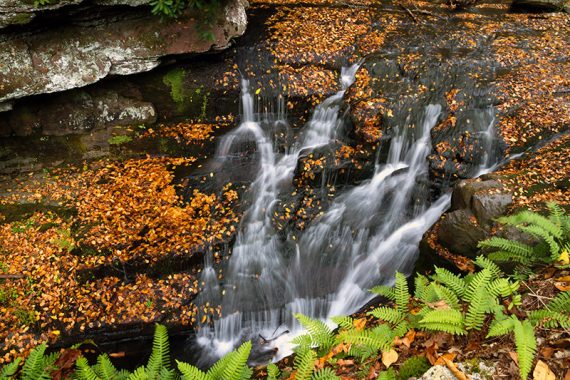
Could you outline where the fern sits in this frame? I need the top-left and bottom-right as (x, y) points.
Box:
(21, 344), (51, 380)
(293, 349), (316, 380)
(377, 368), (396, 380)
(221, 341), (252, 380)
(528, 309), (570, 329)
(0, 358), (21, 380)
(414, 274), (430, 300)
(266, 363), (280, 380)
(513, 319), (537, 380)
(498, 211), (562, 239)
(94, 354), (121, 380)
(367, 307), (405, 325)
(311, 367), (340, 380)
(394, 272), (410, 312)
(478, 238), (534, 260)
(519, 225), (560, 259)
(294, 314), (334, 354)
(370, 285), (396, 301)
(431, 267), (465, 298)
(419, 309), (466, 335)
(486, 316), (516, 337)
(146, 324), (171, 376)
(330, 316), (354, 330)
(547, 291), (570, 313)
(177, 361), (210, 380)
(76, 357), (101, 380)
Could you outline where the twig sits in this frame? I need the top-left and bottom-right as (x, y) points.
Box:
(522, 281), (551, 309)
(0, 274), (24, 279)
(400, 4), (419, 23)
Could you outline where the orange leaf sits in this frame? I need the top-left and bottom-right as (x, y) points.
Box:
(434, 352), (456, 366)
(443, 358), (468, 380)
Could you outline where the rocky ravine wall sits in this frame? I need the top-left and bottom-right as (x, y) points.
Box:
(0, 0), (247, 171)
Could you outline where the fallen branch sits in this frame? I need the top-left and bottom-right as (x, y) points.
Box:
(0, 274), (25, 279)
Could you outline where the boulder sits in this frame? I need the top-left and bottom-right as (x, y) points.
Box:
(438, 209), (488, 257)
(0, 0), (248, 105)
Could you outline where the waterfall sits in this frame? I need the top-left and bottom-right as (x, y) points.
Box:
(196, 64), (497, 363)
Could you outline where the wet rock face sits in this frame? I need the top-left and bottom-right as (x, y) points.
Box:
(512, 0), (568, 11)
(0, 0), (248, 105)
(438, 178), (513, 257)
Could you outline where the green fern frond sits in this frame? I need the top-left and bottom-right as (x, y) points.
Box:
(338, 324), (393, 353)
(393, 320), (411, 338)
(367, 307), (405, 325)
(294, 314), (334, 352)
(221, 341), (251, 380)
(513, 318), (537, 380)
(311, 367), (340, 380)
(486, 316), (515, 337)
(498, 210), (562, 239)
(94, 354), (119, 380)
(546, 202), (564, 229)
(474, 256), (503, 278)
(487, 250), (532, 264)
(431, 283), (460, 310)
(177, 360), (210, 380)
(432, 267), (465, 298)
(518, 225), (560, 259)
(478, 238), (533, 258)
(465, 285), (492, 330)
(330, 316), (354, 331)
(547, 291), (570, 313)
(147, 323), (171, 375)
(75, 357), (100, 380)
(0, 358), (21, 380)
(463, 267), (493, 303)
(21, 343), (50, 380)
(528, 309), (570, 329)
(266, 363), (280, 380)
(487, 278), (519, 299)
(419, 309), (466, 335)
(127, 367), (148, 380)
(176, 360), (212, 380)
(414, 274), (430, 300)
(377, 368), (396, 380)
(394, 272), (410, 312)
(293, 349), (316, 380)
(370, 285), (396, 301)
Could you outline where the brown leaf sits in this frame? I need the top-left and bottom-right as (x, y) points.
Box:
(434, 352), (457, 366)
(381, 349), (399, 368)
(533, 360), (555, 380)
(51, 349), (81, 380)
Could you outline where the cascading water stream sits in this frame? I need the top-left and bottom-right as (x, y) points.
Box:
(196, 64), (500, 363)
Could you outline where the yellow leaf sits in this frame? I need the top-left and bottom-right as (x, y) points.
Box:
(381, 349), (398, 368)
(255, 88), (261, 95)
(51, 330), (61, 336)
(557, 249), (569, 266)
(533, 360), (555, 380)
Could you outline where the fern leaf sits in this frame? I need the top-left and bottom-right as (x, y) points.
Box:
(311, 367), (340, 380)
(487, 250), (532, 264)
(293, 349), (316, 380)
(414, 274), (430, 300)
(294, 314), (334, 352)
(146, 324), (171, 375)
(369, 285), (396, 301)
(432, 267), (465, 298)
(221, 341), (251, 380)
(21, 343), (50, 380)
(75, 357), (101, 380)
(394, 272), (410, 312)
(177, 361), (210, 380)
(126, 367), (149, 380)
(377, 368), (396, 380)
(478, 238), (533, 258)
(419, 309), (466, 335)
(367, 307), (404, 325)
(431, 283), (460, 310)
(465, 285), (492, 330)
(0, 358), (21, 379)
(528, 309), (570, 329)
(548, 291), (570, 313)
(330, 316), (354, 331)
(266, 363), (280, 380)
(393, 320), (410, 338)
(513, 318), (537, 380)
(94, 354), (118, 380)
(487, 278), (519, 299)
(519, 225), (560, 259)
(474, 256), (503, 278)
(486, 317), (515, 337)
(546, 202), (564, 229)
(463, 267), (493, 303)
(498, 210), (562, 239)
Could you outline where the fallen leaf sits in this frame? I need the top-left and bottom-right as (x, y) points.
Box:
(443, 358), (468, 380)
(435, 352), (457, 366)
(533, 360), (555, 380)
(381, 349), (398, 368)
